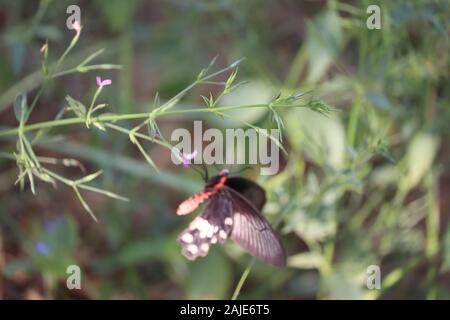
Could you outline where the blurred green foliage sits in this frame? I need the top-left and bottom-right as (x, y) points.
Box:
(0, 0), (449, 299)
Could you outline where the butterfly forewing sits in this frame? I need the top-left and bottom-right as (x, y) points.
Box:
(225, 177), (266, 211)
(224, 186), (286, 267)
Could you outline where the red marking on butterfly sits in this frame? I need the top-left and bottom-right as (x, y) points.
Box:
(176, 191), (213, 216)
(176, 175), (228, 215)
(176, 169), (286, 267)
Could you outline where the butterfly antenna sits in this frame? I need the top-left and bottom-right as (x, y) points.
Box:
(235, 165), (253, 175)
(224, 163), (234, 175)
(212, 163), (221, 175)
(189, 164), (206, 181)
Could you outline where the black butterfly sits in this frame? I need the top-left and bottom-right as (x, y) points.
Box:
(176, 169), (286, 267)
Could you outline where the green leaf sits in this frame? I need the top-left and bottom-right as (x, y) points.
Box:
(306, 10), (343, 83)
(3, 259), (34, 278)
(288, 251), (324, 269)
(401, 133), (440, 191)
(91, 103), (109, 114)
(73, 185), (98, 222)
(186, 251), (231, 299)
(285, 108), (345, 169)
(441, 223), (450, 273)
(76, 170), (103, 184)
(325, 265), (366, 299)
(66, 95), (86, 117)
(14, 93), (28, 123)
(197, 55), (218, 80)
(288, 207), (336, 242)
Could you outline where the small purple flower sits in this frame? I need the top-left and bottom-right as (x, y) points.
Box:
(35, 241), (51, 256)
(182, 150), (198, 168)
(96, 76), (112, 88)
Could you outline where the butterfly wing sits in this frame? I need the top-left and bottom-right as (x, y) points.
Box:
(225, 177), (266, 211)
(224, 186), (286, 267)
(178, 191), (234, 260)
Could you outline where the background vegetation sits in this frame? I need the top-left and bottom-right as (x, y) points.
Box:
(0, 0), (449, 299)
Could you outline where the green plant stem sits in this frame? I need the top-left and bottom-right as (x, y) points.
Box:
(39, 140), (202, 193)
(0, 103), (309, 139)
(0, 61), (120, 114)
(284, 48), (307, 89)
(230, 202), (294, 300)
(347, 85), (363, 147)
(231, 259), (255, 300)
(56, 30), (80, 70)
(53, 64), (122, 78)
(317, 241), (335, 299)
(86, 87), (103, 126)
(425, 171), (439, 299)
(425, 172), (439, 258)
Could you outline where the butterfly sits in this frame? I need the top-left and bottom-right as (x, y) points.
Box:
(176, 169), (286, 267)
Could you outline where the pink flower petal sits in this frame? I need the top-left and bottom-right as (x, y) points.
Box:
(72, 20), (81, 33)
(181, 150), (198, 168)
(96, 76), (112, 87)
(184, 150), (198, 160)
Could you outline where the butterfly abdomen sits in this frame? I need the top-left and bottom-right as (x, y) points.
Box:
(176, 171), (229, 216)
(176, 191), (213, 215)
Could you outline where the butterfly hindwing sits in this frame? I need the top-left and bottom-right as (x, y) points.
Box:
(178, 190), (233, 260)
(224, 186), (286, 267)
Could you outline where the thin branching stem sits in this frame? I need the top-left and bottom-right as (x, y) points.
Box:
(0, 103), (311, 139)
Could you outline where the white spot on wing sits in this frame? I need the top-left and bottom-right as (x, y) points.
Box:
(187, 244), (198, 254)
(207, 226), (215, 238)
(180, 233), (194, 243)
(219, 230), (227, 239)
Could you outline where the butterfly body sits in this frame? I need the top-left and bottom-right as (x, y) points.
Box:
(177, 170), (286, 267)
